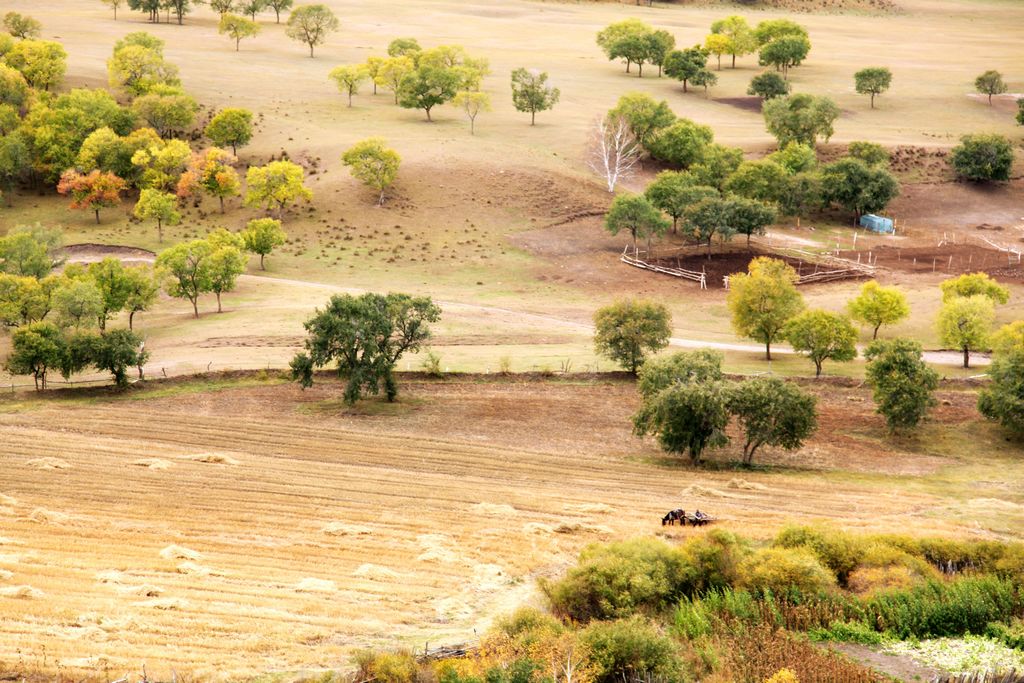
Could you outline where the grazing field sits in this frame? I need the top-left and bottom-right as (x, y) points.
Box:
(2, 375), (1024, 679)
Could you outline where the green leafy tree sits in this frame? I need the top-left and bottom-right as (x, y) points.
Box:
(763, 93), (840, 147)
(937, 294), (995, 368)
(820, 157), (900, 219)
(107, 42), (178, 95)
(940, 272), (1009, 305)
(748, 71), (790, 100)
(608, 92), (675, 151)
(237, 0), (266, 20)
(5, 39), (66, 91)
(131, 89), (198, 137)
(768, 141), (817, 174)
(644, 171), (718, 233)
(290, 292), (441, 404)
(77, 127), (160, 185)
(847, 141), (890, 167)
(633, 380), (731, 464)
(0, 225), (62, 278)
(206, 245), (246, 313)
(727, 195), (777, 246)
(340, 137), (401, 205)
(647, 30), (676, 78)
(265, 0), (292, 23)
(847, 280), (909, 339)
(4, 321), (63, 390)
(131, 139), (191, 191)
(689, 143), (743, 190)
(683, 196), (735, 257)
(241, 217), (286, 270)
(703, 33), (731, 71)
(864, 338), (939, 432)
(991, 321), (1024, 356)
(244, 160), (312, 216)
(285, 4), (338, 57)
(204, 108), (253, 156)
(219, 13), (261, 51)
(134, 188), (180, 242)
(593, 299), (672, 374)
(975, 70), (1007, 105)
(753, 18), (808, 46)
(978, 348), (1024, 437)
(375, 56), (415, 104)
(709, 15), (756, 68)
(604, 194), (671, 251)
(648, 119), (713, 168)
(778, 170), (823, 219)
(0, 133), (29, 207)
(398, 65), (461, 121)
(123, 265), (159, 330)
(596, 19), (652, 74)
(387, 37), (421, 59)
(784, 309), (858, 377)
(52, 278), (103, 329)
(729, 377), (817, 464)
(950, 134), (1014, 182)
(156, 239), (213, 318)
(451, 91), (490, 135)
(854, 67), (892, 109)
(88, 258), (134, 331)
(724, 159), (790, 206)
(636, 349), (724, 399)
(0, 274), (47, 327)
(0, 64), (29, 108)
(727, 256), (804, 360)
(691, 68), (718, 96)
(663, 47), (708, 93)
(92, 328), (149, 387)
(510, 68), (560, 125)
(4, 12), (42, 39)
(758, 36), (811, 79)
(329, 64), (368, 107)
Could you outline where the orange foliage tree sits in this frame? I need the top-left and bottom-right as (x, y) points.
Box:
(57, 169), (127, 223)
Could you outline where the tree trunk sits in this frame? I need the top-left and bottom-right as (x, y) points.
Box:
(873, 324), (880, 340)
(470, 117), (475, 134)
(815, 360), (822, 377)
(236, 37), (241, 51)
(765, 341), (772, 361)
(129, 309), (136, 330)
(870, 92), (875, 108)
(220, 195), (225, 213)
(717, 55), (721, 70)
(638, 63), (643, 78)
(275, 8), (280, 22)
(157, 219), (163, 242)
(963, 346), (970, 368)
(531, 110), (536, 125)
(683, 79), (688, 93)
(260, 253), (266, 270)
(216, 291), (222, 313)
(309, 43), (314, 58)
(192, 298), (199, 318)
(348, 91), (353, 107)
(988, 93), (993, 105)
(731, 54), (736, 68)
(425, 107), (432, 121)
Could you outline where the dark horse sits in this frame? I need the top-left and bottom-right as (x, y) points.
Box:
(662, 509), (685, 526)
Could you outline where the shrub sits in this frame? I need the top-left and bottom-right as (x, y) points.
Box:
(985, 618), (1024, 650)
(421, 349), (443, 377)
(773, 525), (863, 586)
(809, 619), (885, 645)
(680, 529), (749, 595)
(371, 651), (418, 683)
(580, 617), (686, 683)
(764, 669), (800, 683)
(846, 541), (939, 596)
(739, 547), (837, 596)
(951, 133), (1014, 182)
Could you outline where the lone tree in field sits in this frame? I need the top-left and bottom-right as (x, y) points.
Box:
(975, 70), (1007, 105)
(747, 71), (790, 100)
(205, 108), (254, 155)
(937, 294), (995, 369)
(388, 37), (421, 59)
(645, 172), (719, 234)
(854, 67), (892, 109)
(219, 14), (261, 51)
(329, 64), (368, 107)
(950, 134), (1014, 182)
(596, 18), (652, 74)
(604, 194), (671, 252)
(290, 292), (441, 404)
(763, 94), (840, 147)
(729, 377), (817, 465)
(341, 138), (401, 206)
(103, 0), (125, 20)
(245, 160), (312, 216)
(57, 170), (126, 224)
(593, 299), (672, 375)
(398, 65), (460, 121)
(134, 188), (180, 242)
(265, 0), (292, 23)
(510, 68), (560, 125)
(4, 12), (42, 39)
(865, 338), (939, 432)
(784, 309), (858, 377)
(587, 114), (642, 193)
(941, 272), (1010, 305)
(979, 347), (1024, 437)
(847, 280), (910, 339)
(241, 218), (286, 270)
(727, 256), (805, 361)
(285, 4), (338, 57)
(452, 91), (490, 135)
(156, 239), (213, 318)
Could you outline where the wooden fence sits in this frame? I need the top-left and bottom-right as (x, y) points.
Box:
(931, 671), (1024, 683)
(620, 246), (707, 289)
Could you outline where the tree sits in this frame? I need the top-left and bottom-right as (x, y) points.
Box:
(758, 36), (810, 80)
(125, 0), (161, 23)
(398, 65), (461, 121)
(209, 0), (236, 16)
(748, 71), (790, 100)
(5, 322), (63, 390)
(375, 56), (415, 104)
(244, 160), (312, 216)
(0, 274), (47, 327)
(179, 148), (241, 213)
(727, 256), (804, 360)
(237, 0), (266, 21)
(265, 0), (292, 23)
(452, 91), (490, 134)
(0, 64), (29, 108)
(131, 89), (198, 137)
(608, 92), (675, 151)
(593, 299), (671, 374)
(684, 196), (736, 257)
(950, 134), (1014, 182)
(854, 67), (892, 109)
(364, 56), (384, 95)
(820, 157), (899, 219)
(784, 309), (858, 377)
(0, 133), (29, 207)
(596, 19), (652, 74)
(206, 244), (246, 313)
(0, 225), (62, 278)
(727, 195), (777, 246)
(753, 19), (808, 46)
(636, 349), (724, 399)
(864, 338), (939, 432)
(387, 37), (421, 59)
(52, 278), (104, 329)
(724, 160), (790, 206)
(978, 349), (1024, 437)
(3, 12), (42, 39)
(586, 114), (642, 193)
(205, 108), (254, 155)
(975, 70), (1007, 105)
(219, 14), (260, 51)
(285, 4), (338, 57)
(664, 47), (708, 93)
(703, 34), (731, 71)
(107, 42), (178, 95)
(241, 217), (286, 270)
(647, 30), (676, 77)
(290, 292), (441, 404)
(847, 281), (909, 339)
(691, 69), (718, 96)
(645, 172), (718, 234)
(134, 188), (180, 242)
(156, 239), (213, 318)
(729, 377), (816, 464)
(940, 272), (1009, 305)
(763, 93), (840, 147)
(341, 138), (401, 206)
(937, 294), (995, 368)
(329, 64), (368, 107)
(56, 169), (126, 224)
(991, 321), (1024, 356)
(604, 194), (670, 252)
(5, 39), (67, 91)
(123, 265), (159, 330)
(1017, 98), (1024, 126)
(131, 139), (192, 191)
(510, 68), (560, 125)
(648, 119), (713, 168)
(92, 329), (148, 387)
(633, 380), (731, 464)
(768, 141), (817, 174)
(77, 127), (160, 185)
(709, 15), (756, 68)
(690, 143), (744, 190)
(847, 140), (889, 167)
(88, 258), (134, 331)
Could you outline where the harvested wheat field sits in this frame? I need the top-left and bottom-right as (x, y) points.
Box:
(1, 375), (1022, 679)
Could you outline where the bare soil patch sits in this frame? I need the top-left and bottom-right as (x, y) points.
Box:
(839, 244), (1024, 281)
(715, 96), (763, 113)
(58, 244), (157, 265)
